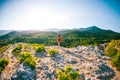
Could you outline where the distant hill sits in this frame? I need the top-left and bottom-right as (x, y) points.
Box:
(0, 26), (120, 47)
(73, 26), (118, 33)
(0, 30), (12, 36)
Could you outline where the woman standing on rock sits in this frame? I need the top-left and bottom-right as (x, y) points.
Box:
(58, 34), (62, 48)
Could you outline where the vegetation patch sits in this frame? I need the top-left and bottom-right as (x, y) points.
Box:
(0, 58), (9, 73)
(20, 52), (36, 69)
(35, 44), (46, 53)
(12, 44), (22, 56)
(0, 45), (11, 54)
(57, 65), (80, 80)
(105, 46), (117, 57)
(105, 40), (120, 71)
(112, 54), (120, 71)
(48, 48), (59, 56)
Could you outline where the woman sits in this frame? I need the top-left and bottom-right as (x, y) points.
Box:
(58, 34), (62, 47)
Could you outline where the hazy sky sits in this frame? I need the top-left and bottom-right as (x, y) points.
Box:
(0, 0), (120, 32)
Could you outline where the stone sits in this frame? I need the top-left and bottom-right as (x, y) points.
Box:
(80, 72), (85, 80)
(68, 58), (78, 64)
(95, 64), (115, 79)
(102, 56), (111, 60)
(37, 66), (42, 70)
(11, 70), (36, 80)
(35, 52), (46, 58)
(1, 43), (118, 80)
(73, 67), (79, 71)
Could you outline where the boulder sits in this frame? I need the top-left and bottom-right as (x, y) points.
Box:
(95, 64), (115, 79)
(68, 58), (78, 64)
(11, 70), (36, 80)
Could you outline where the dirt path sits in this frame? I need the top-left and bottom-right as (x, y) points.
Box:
(1, 46), (18, 80)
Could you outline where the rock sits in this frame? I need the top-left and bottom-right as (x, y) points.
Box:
(80, 72), (85, 80)
(11, 75), (17, 80)
(58, 64), (64, 70)
(74, 48), (80, 53)
(52, 54), (64, 63)
(74, 46), (87, 53)
(11, 63), (37, 80)
(88, 45), (94, 51)
(36, 78), (41, 80)
(68, 58), (78, 64)
(95, 43), (107, 51)
(102, 56), (111, 60)
(11, 70), (36, 80)
(95, 64), (115, 79)
(35, 52), (46, 58)
(43, 66), (48, 70)
(37, 66), (42, 70)
(1, 43), (118, 80)
(73, 67), (79, 71)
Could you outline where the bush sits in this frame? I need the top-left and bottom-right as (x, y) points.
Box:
(20, 52), (36, 68)
(20, 52), (32, 62)
(24, 57), (36, 68)
(48, 48), (58, 56)
(12, 44), (22, 56)
(0, 58), (9, 73)
(105, 40), (120, 71)
(57, 66), (80, 80)
(105, 46), (117, 57)
(112, 54), (120, 71)
(35, 45), (46, 53)
(0, 45), (10, 54)
(64, 65), (73, 72)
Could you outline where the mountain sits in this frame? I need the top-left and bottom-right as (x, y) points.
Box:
(0, 30), (12, 36)
(0, 26), (120, 48)
(78, 26), (101, 31)
(76, 26), (118, 33)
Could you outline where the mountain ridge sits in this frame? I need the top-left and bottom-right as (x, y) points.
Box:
(0, 26), (119, 35)
(0, 26), (120, 48)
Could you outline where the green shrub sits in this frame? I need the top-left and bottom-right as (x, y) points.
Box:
(57, 66), (80, 80)
(112, 54), (120, 71)
(35, 45), (46, 53)
(20, 52), (32, 62)
(0, 67), (2, 73)
(64, 65), (73, 72)
(20, 52), (36, 68)
(109, 40), (120, 48)
(105, 46), (117, 57)
(105, 40), (120, 71)
(24, 56), (36, 68)
(0, 58), (9, 73)
(48, 48), (58, 56)
(0, 45), (10, 54)
(12, 44), (22, 56)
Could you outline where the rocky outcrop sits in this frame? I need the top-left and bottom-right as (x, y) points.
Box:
(96, 64), (114, 79)
(95, 43), (108, 51)
(11, 63), (37, 80)
(0, 43), (118, 80)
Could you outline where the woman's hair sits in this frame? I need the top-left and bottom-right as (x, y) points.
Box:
(58, 34), (60, 37)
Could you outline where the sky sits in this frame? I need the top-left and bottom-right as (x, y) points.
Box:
(0, 0), (120, 32)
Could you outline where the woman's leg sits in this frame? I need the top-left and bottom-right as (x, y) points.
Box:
(58, 41), (60, 47)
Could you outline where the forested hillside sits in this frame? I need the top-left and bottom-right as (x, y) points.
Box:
(0, 26), (120, 48)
